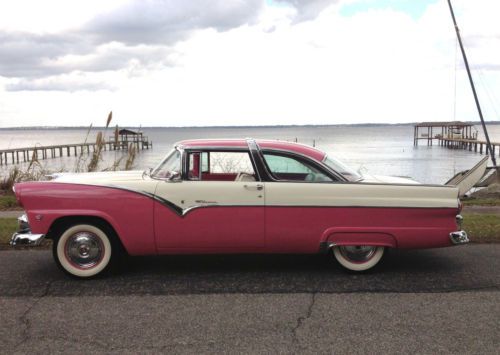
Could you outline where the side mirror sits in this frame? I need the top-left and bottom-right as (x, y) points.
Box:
(142, 168), (153, 179)
(167, 171), (182, 182)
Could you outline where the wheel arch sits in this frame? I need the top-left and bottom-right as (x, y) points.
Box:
(321, 227), (398, 250)
(46, 215), (128, 255)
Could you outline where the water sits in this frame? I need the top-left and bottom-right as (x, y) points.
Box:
(1, 124), (499, 184)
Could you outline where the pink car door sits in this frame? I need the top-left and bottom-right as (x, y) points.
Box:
(153, 150), (265, 252)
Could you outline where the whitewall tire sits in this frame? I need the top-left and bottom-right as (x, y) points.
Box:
(333, 246), (385, 272)
(54, 224), (112, 278)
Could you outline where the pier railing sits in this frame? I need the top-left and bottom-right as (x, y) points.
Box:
(0, 139), (152, 166)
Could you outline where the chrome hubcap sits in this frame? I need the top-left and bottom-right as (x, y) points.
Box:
(65, 232), (103, 269)
(339, 246), (376, 263)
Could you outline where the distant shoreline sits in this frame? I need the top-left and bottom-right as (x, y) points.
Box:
(1, 121), (499, 130)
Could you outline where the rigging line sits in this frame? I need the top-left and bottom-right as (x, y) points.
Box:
(446, 0), (497, 168)
(476, 69), (500, 121)
(453, 37), (458, 122)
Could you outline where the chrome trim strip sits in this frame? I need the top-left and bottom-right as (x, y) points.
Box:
(246, 138), (263, 182)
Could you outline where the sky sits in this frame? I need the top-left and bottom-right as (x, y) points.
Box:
(0, 0), (499, 127)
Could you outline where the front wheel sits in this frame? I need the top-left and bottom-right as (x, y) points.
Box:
(53, 223), (114, 278)
(333, 245), (385, 272)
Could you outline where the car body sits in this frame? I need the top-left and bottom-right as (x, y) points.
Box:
(11, 138), (486, 277)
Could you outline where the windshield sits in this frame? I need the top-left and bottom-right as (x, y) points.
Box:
(151, 148), (182, 179)
(323, 155), (361, 182)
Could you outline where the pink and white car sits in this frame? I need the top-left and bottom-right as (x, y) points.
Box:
(11, 139), (487, 278)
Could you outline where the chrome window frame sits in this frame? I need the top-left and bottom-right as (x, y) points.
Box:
(150, 146), (184, 181)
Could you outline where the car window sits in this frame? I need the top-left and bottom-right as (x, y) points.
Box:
(263, 153), (333, 182)
(323, 155), (361, 182)
(152, 149), (181, 179)
(187, 151), (257, 182)
(188, 152), (201, 180)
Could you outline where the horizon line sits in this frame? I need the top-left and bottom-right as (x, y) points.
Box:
(1, 120), (499, 130)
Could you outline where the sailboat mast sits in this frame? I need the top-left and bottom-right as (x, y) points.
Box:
(446, 0), (497, 168)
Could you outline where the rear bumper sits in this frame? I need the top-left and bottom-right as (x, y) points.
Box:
(10, 214), (45, 247)
(449, 231), (469, 245)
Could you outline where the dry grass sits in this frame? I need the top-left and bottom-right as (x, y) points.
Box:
(1, 111), (138, 198)
(74, 123), (93, 172)
(0, 195), (19, 210)
(87, 111), (113, 172)
(125, 143), (137, 170)
(462, 198), (500, 206)
(1, 153), (52, 194)
(462, 213), (500, 243)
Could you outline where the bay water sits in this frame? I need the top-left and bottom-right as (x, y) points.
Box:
(1, 124), (499, 184)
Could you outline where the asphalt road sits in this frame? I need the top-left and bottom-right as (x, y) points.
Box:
(1, 246), (499, 353)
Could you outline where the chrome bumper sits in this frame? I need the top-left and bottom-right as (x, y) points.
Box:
(10, 214), (45, 247)
(449, 231), (469, 245)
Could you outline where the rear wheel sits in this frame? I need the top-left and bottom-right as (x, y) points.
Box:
(53, 223), (114, 278)
(333, 245), (385, 271)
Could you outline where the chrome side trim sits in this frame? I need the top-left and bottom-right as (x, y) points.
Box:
(449, 231), (469, 245)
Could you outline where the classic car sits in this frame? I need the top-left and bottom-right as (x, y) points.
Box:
(11, 138), (488, 278)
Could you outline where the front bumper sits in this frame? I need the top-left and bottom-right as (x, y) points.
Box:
(10, 214), (45, 247)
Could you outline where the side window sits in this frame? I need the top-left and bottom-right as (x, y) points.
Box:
(201, 152), (209, 173)
(187, 151), (257, 182)
(187, 152), (201, 180)
(263, 153), (333, 182)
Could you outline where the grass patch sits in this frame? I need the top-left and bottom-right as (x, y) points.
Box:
(462, 213), (500, 243)
(0, 195), (20, 210)
(462, 198), (500, 206)
(0, 217), (51, 249)
(0, 218), (17, 246)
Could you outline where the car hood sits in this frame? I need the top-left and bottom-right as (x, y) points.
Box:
(360, 174), (420, 185)
(51, 170), (147, 185)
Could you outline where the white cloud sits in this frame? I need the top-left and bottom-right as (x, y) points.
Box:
(275, 0), (338, 22)
(0, 0), (499, 127)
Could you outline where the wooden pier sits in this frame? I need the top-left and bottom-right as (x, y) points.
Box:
(438, 137), (500, 157)
(0, 131), (152, 166)
(413, 121), (477, 146)
(414, 121), (499, 157)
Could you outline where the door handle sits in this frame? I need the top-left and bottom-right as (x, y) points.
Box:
(244, 184), (264, 191)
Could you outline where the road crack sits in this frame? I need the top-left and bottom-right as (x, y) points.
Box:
(291, 292), (317, 350)
(13, 280), (55, 350)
